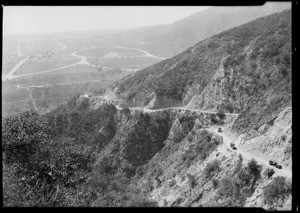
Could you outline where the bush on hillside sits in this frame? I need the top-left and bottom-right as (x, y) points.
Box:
(263, 168), (275, 179)
(204, 160), (221, 178)
(187, 174), (197, 189)
(212, 179), (219, 189)
(237, 167), (252, 186)
(135, 166), (145, 177)
(169, 179), (177, 188)
(210, 114), (219, 124)
(247, 159), (262, 178)
(120, 107), (131, 115)
(264, 176), (291, 207)
(217, 110), (226, 120)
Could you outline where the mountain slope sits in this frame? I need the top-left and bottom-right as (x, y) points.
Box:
(127, 2), (291, 57)
(104, 9), (291, 134)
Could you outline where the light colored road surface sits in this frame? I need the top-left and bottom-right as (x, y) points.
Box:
(127, 106), (239, 116)
(93, 95), (239, 116)
(116, 45), (167, 60)
(97, 94), (291, 179)
(206, 125), (292, 179)
(2, 57), (29, 81)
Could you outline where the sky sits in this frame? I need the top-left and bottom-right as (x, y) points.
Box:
(3, 6), (211, 35)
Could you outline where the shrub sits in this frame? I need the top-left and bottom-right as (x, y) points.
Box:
(169, 179), (176, 188)
(187, 174), (196, 189)
(264, 176), (291, 206)
(154, 176), (162, 188)
(247, 159), (262, 178)
(120, 107), (131, 115)
(187, 135), (194, 142)
(204, 160), (221, 178)
(217, 110), (226, 120)
(135, 166), (144, 177)
(210, 114), (219, 124)
(263, 168), (275, 179)
(173, 129), (186, 143)
(144, 180), (154, 193)
(237, 168), (252, 186)
(212, 179), (219, 189)
(2, 109), (50, 166)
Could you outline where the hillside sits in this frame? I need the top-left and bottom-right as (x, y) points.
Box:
(104, 9), (291, 134)
(3, 92), (292, 209)
(122, 2), (290, 57)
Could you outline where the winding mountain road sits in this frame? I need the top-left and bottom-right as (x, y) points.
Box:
(96, 95), (291, 179)
(206, 125), (292, 179)
(129, 106), (239, 116)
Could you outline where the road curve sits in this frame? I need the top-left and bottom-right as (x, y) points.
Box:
(206, 126), (292, 179)
(3, 44), (142, 81)
(116, 45), (167, 60)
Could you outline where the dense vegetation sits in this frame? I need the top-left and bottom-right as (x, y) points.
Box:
(263, 176), (291, 209)
(2, 97), (168, 206)
(217, 159), (263, 206)
(107, 9), (291, 126)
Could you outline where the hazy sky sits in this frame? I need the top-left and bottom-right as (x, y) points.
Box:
(3, 6), (210, 35)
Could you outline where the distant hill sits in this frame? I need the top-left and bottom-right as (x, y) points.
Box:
(104, 9), (292, 134)
(118, 2), (290, 57)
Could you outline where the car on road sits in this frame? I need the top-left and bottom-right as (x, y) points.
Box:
(269, 160), (282, 169)
(230, 143), (237, 150)
(218, 127), (223, 132)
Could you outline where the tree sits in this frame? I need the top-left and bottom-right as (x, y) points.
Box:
(2, 109), (50, 166)
(217, 110), (226, 120)
(247, 159), (262, 178)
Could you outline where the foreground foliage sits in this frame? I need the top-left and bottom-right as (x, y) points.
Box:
(2, 107), (158, 207)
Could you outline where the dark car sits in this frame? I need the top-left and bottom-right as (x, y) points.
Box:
(269, 160), (282, 169)
(218, 128), (223, 133)
(269, 160), (276, 166)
